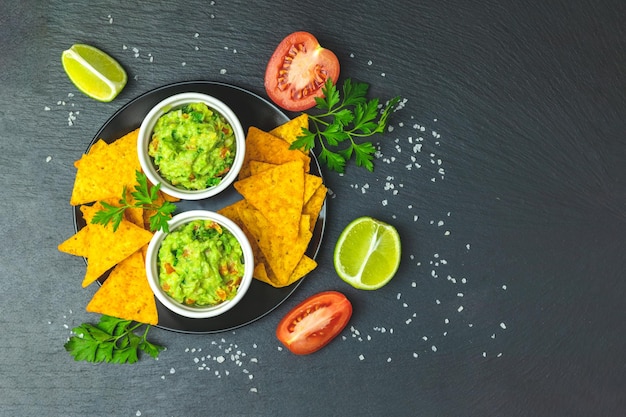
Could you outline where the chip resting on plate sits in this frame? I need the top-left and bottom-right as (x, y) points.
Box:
(70, 129), (141, 205)
(268, 113), (309, 153)
(238, 126), (310, 179)
(234, 160), (305, 242)
(86, 250), (158, 325)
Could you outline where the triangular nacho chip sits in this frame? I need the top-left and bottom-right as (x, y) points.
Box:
(86, 251), (158, 325)
(239, 127), (310, 179)
(248, 160), (322, 204)
(269, 114), (309, 153)
(302, 183), (327, 232)
(234, 160), (305, 242)
(58, 226), (91, 257)
(70, 129), (141, 206)
(239, 208), (311, 285)
(82, 217), (153, 288)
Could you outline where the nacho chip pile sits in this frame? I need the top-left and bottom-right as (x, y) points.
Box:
(58, 129), (160, 325)
(219, 114), (327, 288)
(58, 113), (326, 328)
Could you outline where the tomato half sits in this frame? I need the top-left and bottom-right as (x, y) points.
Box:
(264, 31), (340, 112)
(276, 291), (352, 355)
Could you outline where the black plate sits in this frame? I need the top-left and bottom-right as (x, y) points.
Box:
(73, 81), (326, 334)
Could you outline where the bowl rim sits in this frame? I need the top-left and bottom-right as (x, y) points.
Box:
(137, 92), (246, 200)
(145, 210), (255, 319)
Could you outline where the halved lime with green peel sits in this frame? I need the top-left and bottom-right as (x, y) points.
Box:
(333, 216), (401, 290)
(61, 44), (127, 102)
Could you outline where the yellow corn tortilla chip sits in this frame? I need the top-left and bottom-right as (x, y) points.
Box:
(234, 160), (305, 242)
(82, 217), (154, 288)
(86, 251), (158, 325)
(239, 127), (310, 179)
(269, 114), (309, 153)
(302, 183), (327, 232)
(254, 255), (318, 288)
(58, 226), (91, 257)
(70, 129), (141, 206)
(248, 160), (322, 204)
(239, 208), (311, 285)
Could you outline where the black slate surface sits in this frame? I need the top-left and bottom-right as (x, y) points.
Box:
(1, 0), (624, 416)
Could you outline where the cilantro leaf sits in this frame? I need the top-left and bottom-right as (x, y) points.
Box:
(292, 78), (400, 173)
(90, 171), (176, 232)
(65, 315), (164, 364)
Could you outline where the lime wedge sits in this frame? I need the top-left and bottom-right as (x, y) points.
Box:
(333, 216), (401, 290)
(61, 44), (127, 102)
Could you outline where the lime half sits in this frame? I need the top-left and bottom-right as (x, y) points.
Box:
(61, 44), (127, 102)
(333, 216), (401, 290)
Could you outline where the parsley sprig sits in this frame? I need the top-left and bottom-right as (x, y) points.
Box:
(91, 171), (176, 233)
(64, 315), (164, 364)
(291, 78), (401, 173)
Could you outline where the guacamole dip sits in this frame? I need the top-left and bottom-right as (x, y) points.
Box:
(157, 219), (245, 307)
(149, 102), (236, 190)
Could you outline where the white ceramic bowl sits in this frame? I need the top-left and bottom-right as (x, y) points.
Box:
(137, 92), (245, 200)
(145, 210), (254, 319)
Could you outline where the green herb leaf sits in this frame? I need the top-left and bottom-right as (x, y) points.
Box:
(65, 315), (164, 364)
(90, 171), (176, 232)
(293, 78), (400, 173)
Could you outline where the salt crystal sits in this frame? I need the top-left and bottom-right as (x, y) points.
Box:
(500, 322), (507, 330)
(359, 354), (365, 360)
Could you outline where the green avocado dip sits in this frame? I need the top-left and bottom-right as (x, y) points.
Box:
(148, 102), (236, 190)
(157, 219), (245, 307)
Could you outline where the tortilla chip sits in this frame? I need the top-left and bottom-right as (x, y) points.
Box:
(86, 251), (158, 325)
(70, 129), (141, 206)
(82, 218), (153, 288)
(239, 208), (311, 285)
(269, 114), (309, 153)
(234, 160), (305, 242)
(255, 255), (318, 288)
(248, 160), (321, 204)
(58, 226), (91, 257)
(302, 183), (327, 232)
(239, 127), (310, 179)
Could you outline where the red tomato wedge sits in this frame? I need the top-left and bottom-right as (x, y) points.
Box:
(276, 291), (352, 355)
(264, 31), (340, 112)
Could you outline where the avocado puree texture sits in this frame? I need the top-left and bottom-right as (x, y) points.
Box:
(149, 102), (236, 190)
(158, 219), (244, 306)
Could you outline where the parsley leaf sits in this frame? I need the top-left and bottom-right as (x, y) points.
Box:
(291, 78), (401, 173)
(65, 315), (164, 364)
(90, 171), (176, 233)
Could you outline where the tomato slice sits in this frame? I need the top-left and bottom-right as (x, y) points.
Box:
(264, 31), (340, 112)
(276, 291), (352, 355)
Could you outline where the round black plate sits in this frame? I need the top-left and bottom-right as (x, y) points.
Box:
(73, 81), (326, 334)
